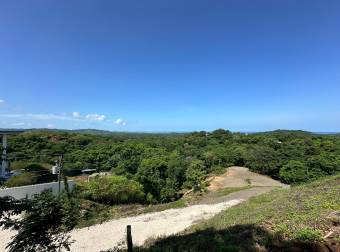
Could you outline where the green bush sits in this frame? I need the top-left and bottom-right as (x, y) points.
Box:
(5, 172), (38, 187)
(5, 163), (56, 188)
(78, 175), (145, 205)
(294, 227), (323, 242)
(10, 161), (51, 171)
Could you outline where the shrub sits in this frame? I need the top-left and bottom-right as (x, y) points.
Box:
(5, 172), (38, 187)
(78, 175), (145, 205)
(5, 163), (56, 187)
(294, 227), (323, 242)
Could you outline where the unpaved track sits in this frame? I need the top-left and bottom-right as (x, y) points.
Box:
(0, 200), (242, 252)
(0, 167), (287, 251)
(0, 190), (269, 252)
(198, 186), (277, 204)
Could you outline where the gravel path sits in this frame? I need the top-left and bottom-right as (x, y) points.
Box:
(0, 167), (287, 251)
(0, 199), (242, 252)
(198, 186), (277, 204)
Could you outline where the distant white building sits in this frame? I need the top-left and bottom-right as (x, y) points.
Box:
(51, 165), (60, 175)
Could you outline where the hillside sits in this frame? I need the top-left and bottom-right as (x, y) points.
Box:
(135, 175), (340, 252)
(0, 167), (287, 252)
(3, 129), (340, 209)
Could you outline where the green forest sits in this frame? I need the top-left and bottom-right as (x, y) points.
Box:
(4, 129), (340, 204)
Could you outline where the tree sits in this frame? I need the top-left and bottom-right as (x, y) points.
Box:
(166, 151), (188, 186)
(0, 190), (79, 252)
(79, 175), (145, 205)
(210, 129), (233, 143)
(185, 159), (206, 192)
(160, 178), (180, 202)
(279, 160), (308, 184)
(307, 153), (340, 175)
(136, 157), (168, 201)
(245, 146), (280, 177)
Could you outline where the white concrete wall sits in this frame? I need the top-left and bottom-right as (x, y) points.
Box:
(0, 181), (75, 199)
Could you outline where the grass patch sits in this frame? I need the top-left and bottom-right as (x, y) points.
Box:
(215, 186), (252, 197)
(76, 200), (145, 228)
(193, 175), (339, 238)
(77, 198), (188, 228)
(132, 175), (340, 251)
(77, 185), (254, 228)
(143, 198), (187, 213)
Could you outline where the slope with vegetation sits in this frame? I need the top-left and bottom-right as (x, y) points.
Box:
(3, 129), (340, 206)
(134, 175), (340, 251)
(1, 129), (339, 251)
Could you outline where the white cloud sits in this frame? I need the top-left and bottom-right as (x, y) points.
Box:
(0, 99), (5, 104)
(0, 112), (121, 128)
(47, 124), (56, 129)
(72, 111), (81, 118)
(12, 122), (29, 127)
(0, 112), (109, 122)
(85, 114), (106, 121)
(115, 118), (126, 126)
(0, 113), (71, 120)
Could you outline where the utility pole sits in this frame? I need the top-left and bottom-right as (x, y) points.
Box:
(1, 134), (8, 177)
(58, 154), (64, 193)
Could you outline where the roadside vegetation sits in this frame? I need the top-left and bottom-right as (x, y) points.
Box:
(5, 163), (56, 187)
(134, 175), (340, 251)
(75, 184), (250, 228)
(0, 190), (80, 252)
(77, 175), (145, 205)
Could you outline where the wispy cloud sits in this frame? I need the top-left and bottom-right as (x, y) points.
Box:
(0, 112), (127, 128)
(0, 113), (72, 120)
(72, 111), (81, 118)
(11, 122), (32, 127)
(115, 118), (126, 126)
(85, 114), (106, 121)
(0, 99), (5, 104)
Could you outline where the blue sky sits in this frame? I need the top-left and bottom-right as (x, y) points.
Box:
(0, 0), (340, 132)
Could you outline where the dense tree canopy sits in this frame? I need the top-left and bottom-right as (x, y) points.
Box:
(4, 129), (340, 203)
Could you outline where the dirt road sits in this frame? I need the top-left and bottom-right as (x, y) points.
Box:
(0, 167), (288, 251)
(69, 199), (242, 251)
(0, 199), (243, 252)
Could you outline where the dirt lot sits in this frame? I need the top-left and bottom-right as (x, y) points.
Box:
(207, 166), (288, 190)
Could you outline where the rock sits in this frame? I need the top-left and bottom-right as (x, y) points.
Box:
(323, 228), (340, 252)
(327, 211), (340, 226)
